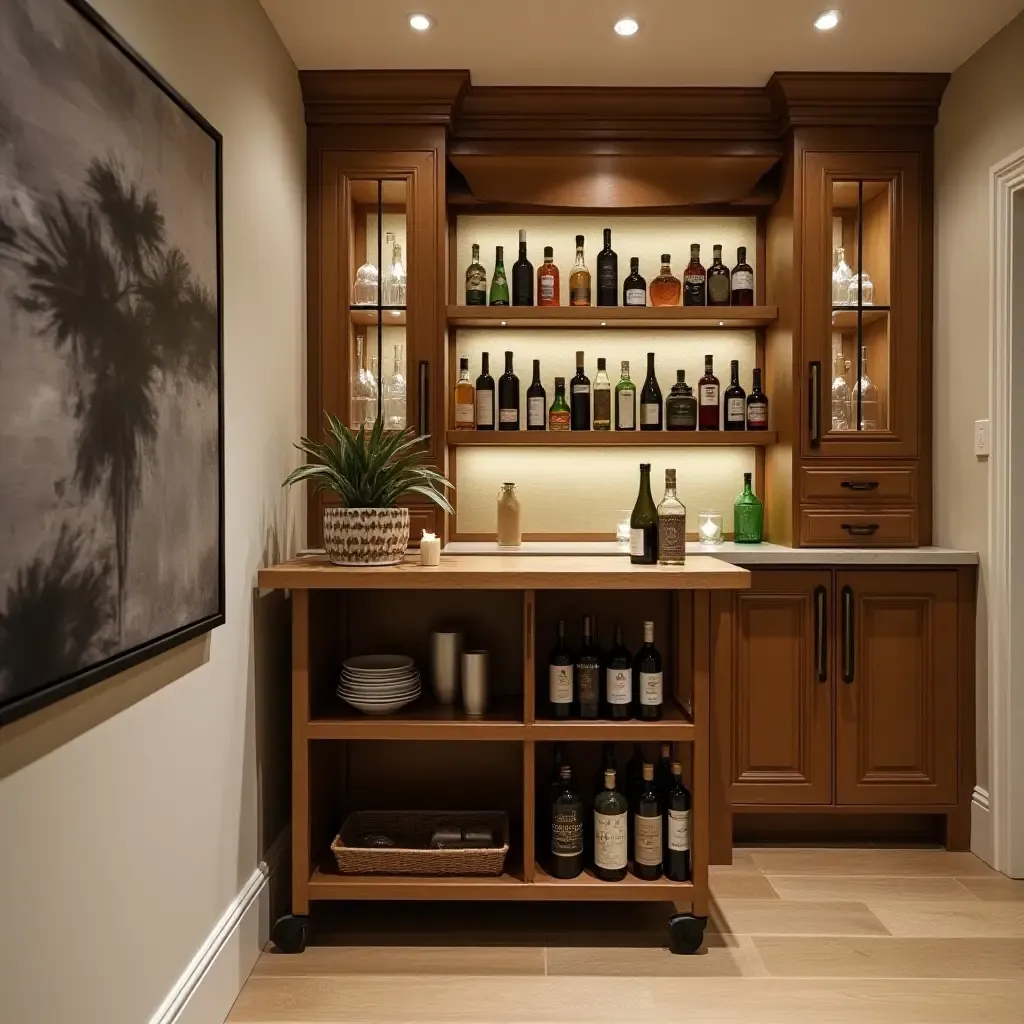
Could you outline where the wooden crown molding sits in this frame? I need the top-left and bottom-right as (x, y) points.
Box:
(300, 70), (470, 126)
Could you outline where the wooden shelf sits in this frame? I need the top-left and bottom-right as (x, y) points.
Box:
(350, 306), (407, 326)
(529, 702), (695, 741)
(532, 865), (696, 901)
(308, 700), (525, 741)
(446, 430), (777, 447)
(830, 307), (890, 329)
(447, 305), (777, 330)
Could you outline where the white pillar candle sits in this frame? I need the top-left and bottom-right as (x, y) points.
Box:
(420, 530), (441, 566)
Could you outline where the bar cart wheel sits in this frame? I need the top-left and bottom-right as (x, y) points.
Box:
(668, 913), (707, 955)
(271, 914), (308, 954)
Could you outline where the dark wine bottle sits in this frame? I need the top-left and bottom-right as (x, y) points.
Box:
(698, 354), (721, 431)
(639, 352), (662, 431)
(527, 358), (546, 431)
(593, 768), (628, 882)
(550, 765), (584, 879)
(731, 246), (754, 306)
(622, 257), (646, 306)
(629, 463), (658, 564)
(605, 623), (633, 721)
(665, 762), (692, 882)
(575, 615), (601, 719)
(655, 742), (673, 800)
(683, 243), (706, 306)
(624, 742), (644, 860)
(596, 227), (618, 306)
(570, 350), (591, 431)
(497, 351), (519, 430)
(706, 243), (731, 307)
(548, 619), (573, 720)
(746, 367), (769, 431)
(724, 359), (746, 431)
(512, 229), (534, 306)
(475, 352), (494, 430)
(633, 763), (663, 880)
(635, 621), (664, 721)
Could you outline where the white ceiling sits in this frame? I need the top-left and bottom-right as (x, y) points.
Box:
(259, 0), (1024, 87)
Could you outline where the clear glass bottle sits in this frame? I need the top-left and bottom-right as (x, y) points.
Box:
(832, 246), (853, 306)
(593, 357), (612, 430)
(649, 254), (681, 307)
(615, 360), (636, 430)
(830, 353), (853, 431)
(465, 243), (487, 306)
(853, 346), (881, 430)
(657, 468), (686, 565)
(383, 240), (407, 306)
(569, 235), (591, 306)
(847, 271), (874, 306)
(733, 472), (764, 544)
(366, 349), (379, 424)
(384, 342), (406, 429)
(352, 261), (378, 306)
(350, 333), (374, 427)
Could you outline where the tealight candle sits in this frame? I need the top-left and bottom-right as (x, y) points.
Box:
(420, 530), (441, 566)
(698, 510), (724, 545)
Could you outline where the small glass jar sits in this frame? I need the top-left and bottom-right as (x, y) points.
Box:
(697, 509), (724, 545)
(847, 271), (874, 306)
(496, 482), (521, 547)
(352, 261), (378, 306)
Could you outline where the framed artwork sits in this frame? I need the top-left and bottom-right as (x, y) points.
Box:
(0, 0), (225, 724)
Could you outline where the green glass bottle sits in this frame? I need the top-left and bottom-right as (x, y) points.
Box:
(615, 360), (636, 430)
(733, 472), (763, 543)
(489, 245), (509, 306)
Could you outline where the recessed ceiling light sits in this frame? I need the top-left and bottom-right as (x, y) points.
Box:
(614, 17), (639, 36)
(408, 13), (432, 31)
(813, 9), (840, 30)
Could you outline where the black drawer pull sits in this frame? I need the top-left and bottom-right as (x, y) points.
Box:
(809, 362), (821, 446)
(840, 480), (880, 492)
(841, 523), (880, 536)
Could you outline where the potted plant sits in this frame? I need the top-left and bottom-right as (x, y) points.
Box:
(284, 415), (453, 566)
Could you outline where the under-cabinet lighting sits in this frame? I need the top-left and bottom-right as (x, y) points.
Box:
(601, 321), (607, 327)
(500, 321), (507, 326)
(813, 10), (840, 30)
(408, 13), (432, 31)
(614, 17), (639, 36)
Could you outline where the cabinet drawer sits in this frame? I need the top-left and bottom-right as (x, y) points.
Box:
(405, 504), (440, 547)
(800, 467), (917, 503)
(799, 509), (918, 547)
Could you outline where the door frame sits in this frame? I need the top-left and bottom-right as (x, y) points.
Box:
(987, 145), (1024, 878)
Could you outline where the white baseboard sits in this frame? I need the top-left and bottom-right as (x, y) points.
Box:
(971, 786), (994, 868)
(150, 831), (287, 1024)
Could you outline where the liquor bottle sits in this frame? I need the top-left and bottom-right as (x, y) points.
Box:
(575, 614), (601, 719)
(746, 367), (769, 431)
(512, 229), (534, 306)
(732, 246), (754, 305)
(593, 768), (628, 882)
(596, 228), (618, 306)
(453, 356), (475, 430)
(592, 742), (618, 800)
(733, 472), (764, 543)
(549, 377), (571, 431)
(630, 463), (658, 564)
(724, 359), (746, 431)
(550, 765), (584, 879)
(657, 468), (686, 566)
(548, 619), (573, 720)
(706, 243), (731, 306)
(655, 744), (674, 802)
(698, 354), (720, 431)
(537, 246), (560, 306)
(634, 763), (663, 880)
(489, 246), (509, 306)
(605, 623), (633, 721)
(570, 350), (591, 430)
(665, 762), (692, 882)
(526, 359), (546, 430)
(569, 235), (591, 306)
(593, 358), (612, 430)
(475, 352), (495, 430)
(465, 243), (487, 306)
(853, 346), (880, 430)
(649, 254), (681, 306)
(683, 243), (706, 306)
(635, 621), (664, 721)
(498, 351), (520, 430)
(639, 352), (663, 431)
(623, 256), (646, 306)
(615, 360), (636, 430)
(831, 353), (853, 431)
(665, 370), (697, 431)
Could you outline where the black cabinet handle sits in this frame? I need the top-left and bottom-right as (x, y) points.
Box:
(840, 480), (880, 492)
(814, 585), (828, 683)
(841, 585), (854, 683)
(809, 361), (821, 446)
(841, 523), (880, 537)
(418, 360), (429, 437)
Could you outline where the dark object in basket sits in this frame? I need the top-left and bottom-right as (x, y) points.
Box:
(361, 834), (398, 849)
(332, 811), (509, 875)
(430, 826), (497, 849)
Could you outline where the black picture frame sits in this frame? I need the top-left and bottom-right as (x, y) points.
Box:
(0, 0), (226, 726)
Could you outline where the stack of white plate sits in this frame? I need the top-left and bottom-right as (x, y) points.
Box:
(338, 654), (421, 715)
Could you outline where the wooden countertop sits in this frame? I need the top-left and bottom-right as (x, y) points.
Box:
(257, 554), (750, 591)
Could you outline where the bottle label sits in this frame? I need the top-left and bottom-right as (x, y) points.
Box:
(599, 266), (617, 290)
(668, 808), (691, 852)
(570, 284), (591, 306)
(499, 408), (518, 424)
(708, 275), (731, 304)
(539, 276), (556, 302)
(594, 811), (627, 870)
(641, 402), (660, 426)
(593, 389), (611, 426)
(577, 665), (600, 709)
(667, 403), (697, 429)
(639, 671), (663, 705)
(549, 664), (573, 704)
(747, 401), (767, 426)
(606, 666), (632, 704)
(528, 396), (546, 427)
(572, 383), (590, 397)
(658, 513), (686, 563)
(625, 288), (645, 306)
(634, 814), (662, 866)
(732, 270), (754, 292)
(629, 528), (646, 558)
(476, 391), (493, 426)
(700, 385), (719, 407)
(466, 291), (486, 307)
(551, 807), (583, 858)
(549, 410), (571, 430)
(684, 278), (705, 305)
(617, 391), (635, 429)
(727, 397), (746, 422)
(455, 402), (474, 425)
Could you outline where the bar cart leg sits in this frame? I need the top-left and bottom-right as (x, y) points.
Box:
(271, 914), (308, 954)
(668, 913), (708, 955)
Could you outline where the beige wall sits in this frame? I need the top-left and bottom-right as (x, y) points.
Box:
(934, 10), (1024, 800)
(0, 1), (305, 1022)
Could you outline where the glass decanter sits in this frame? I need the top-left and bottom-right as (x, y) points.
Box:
(832, 246), (853, 306)
(831, 353), (853, 431)
(350, 334), (375, 428)
(382, 241), (407, 307)
(384, 343), (407, 429)
(852, 346), (880, 430)
(352, 261), (378, 306)
(847, 271), (874, 306)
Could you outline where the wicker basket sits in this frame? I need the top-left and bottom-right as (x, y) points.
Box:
(330, 811), (510, 876)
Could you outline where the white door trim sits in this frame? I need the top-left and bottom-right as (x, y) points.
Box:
(988, 145), (1024, 878)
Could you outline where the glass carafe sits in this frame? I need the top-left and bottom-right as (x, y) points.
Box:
(832, 246), (853, 305)
(852, 347), (880, 430)
(847, 271), (874, 306)
(383, 241), (407, 306)
(384, 343), (407, 430)
(352, 262), (378, 306)
(831, 353), (853, 431)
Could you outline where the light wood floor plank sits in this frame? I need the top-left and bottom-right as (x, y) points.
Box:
(958, 876), (1024, 901)
(749, 848), (998, 876)
(708, 866), (779, 899)
(252, 945), (546, 977)
(868, 900), (1024, 937)
(765, 874), (977, 902)
(710, 897), (889, 936)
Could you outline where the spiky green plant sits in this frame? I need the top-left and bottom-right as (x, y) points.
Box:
(283, 415), (454, 514)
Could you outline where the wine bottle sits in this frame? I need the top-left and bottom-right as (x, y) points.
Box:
(655, 743), (673, 800)
(665, 370), (697, 431)
(731, 246), (754, 306)
(593, 357), (611, 431)
(633, 763), (663, 880)
(706, 243), (731, 307)
(550, 765), (584, 879)
(605, 623), (633, 721)
(682, 243), (706, 306)
(498, 351), (519, 430)
(593, 768), (628, 882)
(475, 352), (494, 430)
(489, 246), (509, 306)
(698, 354), (720, 431)
(724, 359), (746, 431)
(537, 246), (559, 306)
(527, 359), (546, 431)
(548, 619), (573, 720)
(639, 352), (663, 430)
(465, 243), (487, 306)
(615, 360), (636, 430)
(623, 257), (646, 306)
(596, 227), (618, 306)
(665, 762), (692, 882)
(747, 367), (769, 431)
(575, 615), (601, 719)
(549, 376), (570, 430)
(512, 229), (534, 306)
(635, 621), (664, 721)
(629, 462), (658, 564)
(453, 356), (475, 430)
(570, 350), (591, 431)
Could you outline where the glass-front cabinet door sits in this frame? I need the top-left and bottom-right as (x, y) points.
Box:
(802, 152), (921, 459)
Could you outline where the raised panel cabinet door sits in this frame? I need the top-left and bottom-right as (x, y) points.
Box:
(835, 570), (958, 805)
(729, 571), (833, 805)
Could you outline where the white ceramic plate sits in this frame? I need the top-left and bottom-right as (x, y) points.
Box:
(339, 674), (420, 691)
(341, 671), (419, 684)
(338, 685), (421, 699)
(343, 654), (415, 673)
(341, 694), (419, 715)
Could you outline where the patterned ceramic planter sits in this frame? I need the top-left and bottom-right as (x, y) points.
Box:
(323, 507), (410, 566)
